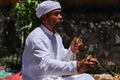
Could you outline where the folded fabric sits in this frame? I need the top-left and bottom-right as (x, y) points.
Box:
(0, 71), (22, 80)
(0, 70), (13, 78)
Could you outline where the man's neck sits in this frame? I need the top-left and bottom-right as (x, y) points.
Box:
(43, 24), (54, 32)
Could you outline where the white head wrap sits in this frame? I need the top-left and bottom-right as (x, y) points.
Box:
(36, 1), (61, 18)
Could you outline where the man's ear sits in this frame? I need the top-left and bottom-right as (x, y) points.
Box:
(41, 15), (47, 23)
(41, 16), (46, 21)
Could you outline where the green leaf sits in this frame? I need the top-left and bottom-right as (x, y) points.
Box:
(21, 22), (32, 30)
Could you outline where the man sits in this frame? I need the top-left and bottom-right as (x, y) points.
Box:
(22, 1), (98, 80)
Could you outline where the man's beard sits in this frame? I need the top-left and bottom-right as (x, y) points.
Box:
(53, 19), (63, 33)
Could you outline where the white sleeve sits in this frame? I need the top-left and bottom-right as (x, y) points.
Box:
(61, 45), (75, 61)
(28, 38), (77, 76)
(56, 34), (75, 61)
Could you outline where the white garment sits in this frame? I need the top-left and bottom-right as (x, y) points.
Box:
(62, 74), (95, 80)
(42, 73), (94, 80)
(22, 24), (94, 80)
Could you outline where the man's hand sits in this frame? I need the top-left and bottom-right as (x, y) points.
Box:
(77, 56), (98, 74)
(70, 37), (83, 53)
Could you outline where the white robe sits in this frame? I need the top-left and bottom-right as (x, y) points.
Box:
(22, 24), (94, 80)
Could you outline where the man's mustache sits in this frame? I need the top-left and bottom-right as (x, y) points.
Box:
(53, 19), (63, 32)
(56, 19), (63, 23)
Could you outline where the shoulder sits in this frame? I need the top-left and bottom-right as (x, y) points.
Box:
(26, 27), (45, 42)
(30, 27), (42, 36)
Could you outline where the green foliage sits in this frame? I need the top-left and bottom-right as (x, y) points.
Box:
(14, 0), (43, 36)
(14, 0), (58, 37)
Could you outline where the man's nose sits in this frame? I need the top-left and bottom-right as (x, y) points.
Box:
(58, 14), (62, 18)
(58, 14), (62, 20)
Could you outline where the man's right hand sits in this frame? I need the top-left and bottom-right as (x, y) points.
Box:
(77, 57), (98, 74)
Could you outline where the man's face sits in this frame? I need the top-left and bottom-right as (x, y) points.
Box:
(47, 9), (63, 31)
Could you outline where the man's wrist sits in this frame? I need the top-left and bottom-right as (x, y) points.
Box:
(77, 61), (84, 74)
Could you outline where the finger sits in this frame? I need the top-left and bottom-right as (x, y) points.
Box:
(88, 61), (98, 69)
(78, 42), (83, 47)
(88, 64), (97, 69)
(89, 58), (98, 64)
(71, 37), (77, 45)
(87, 62), (98, 69)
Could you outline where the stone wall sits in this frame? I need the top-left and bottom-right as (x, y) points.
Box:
(0, 7), (21, 67)
(60, 12), (120, 68)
